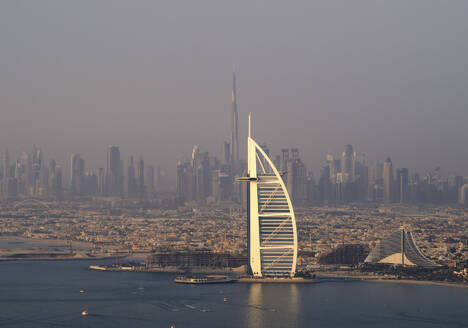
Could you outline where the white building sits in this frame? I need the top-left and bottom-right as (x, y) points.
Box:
(459, 184), (468, 206)
(239, 114), (297, 277)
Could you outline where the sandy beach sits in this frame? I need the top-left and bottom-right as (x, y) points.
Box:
(315, 271), (468, 289)
(0, 236), (115, 261)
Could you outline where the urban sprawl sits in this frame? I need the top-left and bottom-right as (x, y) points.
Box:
(1, 75), (468, 281)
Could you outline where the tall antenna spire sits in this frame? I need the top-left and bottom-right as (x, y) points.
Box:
(231, 71), (239, 168)
(232, 71), (236, 103)
(248, 112), (252, 138)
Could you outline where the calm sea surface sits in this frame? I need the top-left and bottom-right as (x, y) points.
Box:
(1, 260), (468, 328)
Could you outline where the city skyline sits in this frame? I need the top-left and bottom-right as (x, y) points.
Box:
(1, 128), (467, 189)
(2, 129), (468, 207)
(2, 1), (468, 325)
(1, 104), (467, 181)
(2, 73), (468, 192)
(2, 1), (468, 178)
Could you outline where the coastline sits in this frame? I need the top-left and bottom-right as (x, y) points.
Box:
(0, 236), (119, 262)
(368, 278), (468, 289)
(315, 271), (468, 289)
(0, 236), (92, 248)
(0, 254), (121, 262)
(88, 264), (243, 274)
(237, 277), (319, 283)
(1, 236), (466, 289)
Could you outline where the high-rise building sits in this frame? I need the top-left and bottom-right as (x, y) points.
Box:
(126, 156), (137, 198)
(95, 168), (104, 195)
(188, 148), (213, 203)
(341, 144), (354, 180)
(383, 157), (393, 203)
(30, 145), (42, 195)
(367, 162), (378, 201)
(54, 166), (63, 196)
(70, 153), (85, 195)
(38, 167), (49, 197)
(20, 152), (33, 191)
(239, 114), (297, 278)
(230, 72), (239, 172)
(146, 165), (155, 195)
(48, 160), (56, 197)
(2, 149), (9, 179)
(84, 170), (98, 195)
(285, 148), (307, 204)
(326, 154), (337, 182)
(355, 154), (368, 202)
(177, 160), (194, 202)
(222, 141), (230, 166)
(280, 148), (289, 173)
(397, 168), (409, 203)
(318, 165), (332, 203)
(106, 146), (122, 196)
(459, 184), (468, 206)
(1, 175), (17, 199)
(137, 156), (145, 198)
(213, 170), (232, 201)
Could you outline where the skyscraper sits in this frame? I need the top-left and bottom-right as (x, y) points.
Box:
(222, 141), (230, 166)
(341, 144), (354, 181)
(21, 152), (33, 191)
(397, 168), (409, 203)
(38, 167), (49, 197)
(146, 165), (155, 194)
(285, 148), (308, 204)
(459, 184), (468, 206)
(106, 146), (121, 196)
(70, 153), (85, 195)
(137, 156), (145, 198)
(97, 168), (105, 195)
(383, 157), (393, 203)
(2, 149), (9, 179)
(54, 166), (63, 196)
(177, 160), (194, 202)
(230, 72), (239, 171)
(239, 114), (297, 278)
(126, 156), (137, 198)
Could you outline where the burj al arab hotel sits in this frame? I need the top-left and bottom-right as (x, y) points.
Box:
(239, 114), (298, 278)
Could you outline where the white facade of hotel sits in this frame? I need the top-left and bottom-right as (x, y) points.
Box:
(243, 115), (298, 277)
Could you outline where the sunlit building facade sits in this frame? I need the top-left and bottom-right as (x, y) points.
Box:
(240, 115), (297, 277)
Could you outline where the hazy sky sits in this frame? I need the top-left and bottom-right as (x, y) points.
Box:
(1, 0), (468, 182)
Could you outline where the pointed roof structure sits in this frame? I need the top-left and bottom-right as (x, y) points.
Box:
(365, 227), (440, 268)
(240, 113), (298, 277)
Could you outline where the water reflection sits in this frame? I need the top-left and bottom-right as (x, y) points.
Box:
(244, 283), (300, 328)
(246, 283), (263, 327)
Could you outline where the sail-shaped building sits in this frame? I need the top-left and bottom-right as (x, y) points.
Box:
(239, 114), (298, 278)
(364, 227), (440, 268)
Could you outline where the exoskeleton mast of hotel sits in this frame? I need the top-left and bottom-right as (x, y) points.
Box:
(241, 114), (298, 278)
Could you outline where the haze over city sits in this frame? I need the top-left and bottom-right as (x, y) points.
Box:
(1, 0), (468, 181)
(3, 2), (468, 327)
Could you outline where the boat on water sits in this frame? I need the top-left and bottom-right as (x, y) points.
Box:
(174, 275), (236, 284)
(88, 264), (135, 271)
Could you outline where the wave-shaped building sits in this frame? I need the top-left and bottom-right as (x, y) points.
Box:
(364, 228), (439, 268)
(239, 114), (298, 277)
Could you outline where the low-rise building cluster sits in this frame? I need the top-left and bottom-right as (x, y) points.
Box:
(1, 200), (467, 265)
